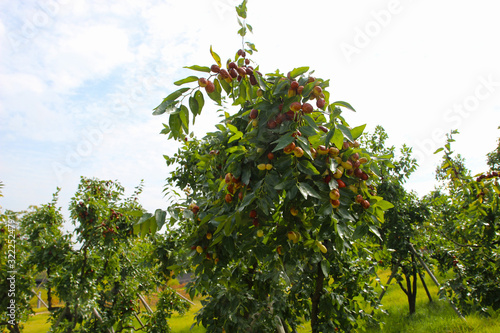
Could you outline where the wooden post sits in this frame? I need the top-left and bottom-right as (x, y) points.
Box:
(417, 269), (433, 303)
(378, 263), (399, 302)
(31, 289), (48, 309)
(409, 244), (465, 320)
(138, 294), (153, 314)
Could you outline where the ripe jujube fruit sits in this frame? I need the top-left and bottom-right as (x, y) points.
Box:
(316, 98), (326, 109)
(318, 125), (328, 133)
(210, 64), (221, 73)
(249, 109), (259, 119)
(290, 81), (299, 90)
(317, 145), (329, 155)
(290, 102), (302, 112)
(361, 200), (370, 209)
(293, 147), (304, 157)
(228, 62), (237, 69)
(225, 193), (233, 203)
(267, 119), (277, 129)
(249, 210), (258, 218)
(229, 68), (238, 79)
(198, 78), (208, 87)
(330, 199), (340, 208)
(302, 103), (313, 114)
(267, 152), (275, 160)
(205, 80), (215, 93)
(337, 179), (346, 188)
(284, 142), (296, 154)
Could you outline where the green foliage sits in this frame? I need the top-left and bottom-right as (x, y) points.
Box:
(154, 5), (395, 329)
(427, 131), (500, 314)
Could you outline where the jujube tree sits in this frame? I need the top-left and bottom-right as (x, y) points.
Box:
(155, 2), (393, 331)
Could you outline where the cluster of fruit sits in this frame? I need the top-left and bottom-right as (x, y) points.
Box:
(198, 49), (261, 94)
(476, 171), (499, 182)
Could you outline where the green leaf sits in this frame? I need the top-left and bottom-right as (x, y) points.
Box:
(297, 182), (321, 199)
(289, 67), (309, 78)
(369, 225), (382, 240)
(332, 101), (356, 112)
(210, 45), (222, 67)
(228, 131), (243, 143)
(238, 192), (256, 212)
(337, 124), (353, 142)
(189, 95), (199, 117)
(374, 200), (394, 210)
(272, 135), (295, 152)
(179, 105), (189, 132)
(298, 160), (320, 176)
(183, 65), (211, 73)
(208, 79), (222, 105)
(235, 0), (248, 18)
(303, 115), (319, 130)
(194, 90), (204, 114)
(169, 111), (181, 138)
(321, 260), (330, 277)
(351, 124), (366, 140)
(254, 71), (268, 90)
(153, 99), (178, 116)
(153, 87), (190, 115)
(154, 209), (166, 231)
(332, 128), (344, 149)
(174, 76), (199, 86)
(434, 147), (444, 154)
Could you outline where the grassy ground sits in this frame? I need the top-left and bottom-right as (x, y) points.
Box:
(21, 270), (500, 332)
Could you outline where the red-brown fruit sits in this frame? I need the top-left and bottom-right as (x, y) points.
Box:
(237, 67), (247, 76)
(361, 200), (370, 209)
(290, 81), (299, 90)
(228, 62), (237, 69)
(249, 109), (259, 119)
(302, 103), (314, 114)
(225, 173), (232, 184)
(210, 64), (221, 73)
(249, 75), (257, 85)
(297, 85), (304, 95)
(275, 113), (286, 124)
(285, 110), (295, 120)
(252, 218), (259, 227)
(316, 98), (326, 109)
(245, 58), (250, 65)
(354, 168), (364, 178)
(267, 152), (275, 160)
(198, 78), (208, 87)
(267, 119), (277, 129)
(290, 102), (302, 112)
(313, 85), (323, 96)
(249, 210), (258, 218)
(229, 68), (238, 79)
(220, 68), (230, 79)
(355, 194), (364, 203)
(205, 80), (215, 94)
(337, 179), (346, 188)
(238, 192), (243, 200)
(318, 125), (328, 133)
(225, 193), (233, 203)
(284, 142), (296, 154)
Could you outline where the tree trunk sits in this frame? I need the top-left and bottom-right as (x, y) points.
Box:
(311, 262), (325, 333)
(47, 266), (52, 309)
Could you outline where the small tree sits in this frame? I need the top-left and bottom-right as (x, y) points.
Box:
(362, 126), (430, 315)
(428, 130), (500, 314)
(0, 183), (34, 333)
(20, 189), (72, 310)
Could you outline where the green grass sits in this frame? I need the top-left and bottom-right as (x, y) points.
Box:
(21, 271), (500, 332)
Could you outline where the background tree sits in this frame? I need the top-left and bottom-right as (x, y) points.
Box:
(362, 126), (429, 315)
(428, 130), (500, 314)
(19, 189), (72, 310)
(0, 183), (34, 333)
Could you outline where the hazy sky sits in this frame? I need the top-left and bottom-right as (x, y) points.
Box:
(1, 0), (499, 232)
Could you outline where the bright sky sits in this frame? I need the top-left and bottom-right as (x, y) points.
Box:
(1, 0), (499, 232)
